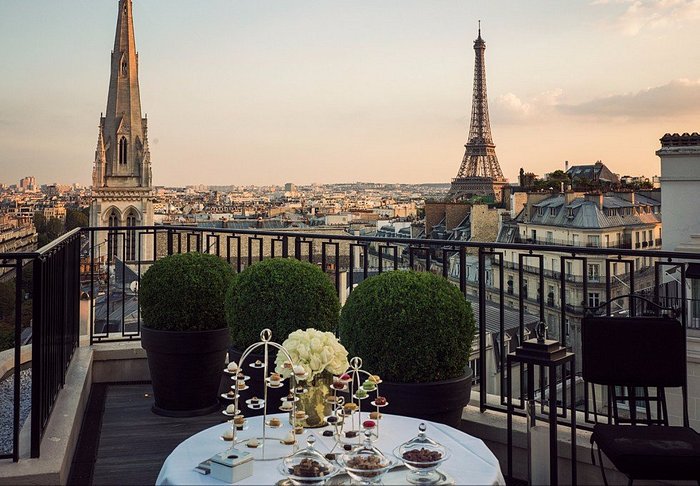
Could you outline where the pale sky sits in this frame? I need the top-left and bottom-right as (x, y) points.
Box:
(1, 0), (699, 187)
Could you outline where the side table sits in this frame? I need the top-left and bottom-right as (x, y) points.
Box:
(506, 349), (576, 485)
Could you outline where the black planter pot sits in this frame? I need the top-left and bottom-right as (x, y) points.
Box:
(142, 327), (229, 417)
(375, 368), (473, 428)
(224, 347), (288, 417)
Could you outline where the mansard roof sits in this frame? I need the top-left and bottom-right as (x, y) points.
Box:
(514, 193), (661, 230)
(566, 161), (620, 184)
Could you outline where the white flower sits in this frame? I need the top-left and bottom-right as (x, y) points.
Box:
(274, 328), (350, 381)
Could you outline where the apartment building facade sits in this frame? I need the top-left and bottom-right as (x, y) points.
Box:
(494, 190), (661, 360)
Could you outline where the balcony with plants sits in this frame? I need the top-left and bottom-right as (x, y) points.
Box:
(0, 225), (699, 484)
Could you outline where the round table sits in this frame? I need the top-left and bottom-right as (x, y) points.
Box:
(156, 413), (505, 485)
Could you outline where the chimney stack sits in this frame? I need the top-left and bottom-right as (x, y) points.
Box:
(585, 192), (604, 209)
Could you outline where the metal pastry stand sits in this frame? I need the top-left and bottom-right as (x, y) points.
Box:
(506, 348), (576, 485)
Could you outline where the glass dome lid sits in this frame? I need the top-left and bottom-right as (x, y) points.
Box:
(279, 434), (337, 485)
(393, 423), (450, 484)
(338, 429), (394, 484)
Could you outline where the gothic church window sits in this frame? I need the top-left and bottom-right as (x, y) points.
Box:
(119, 137), (128, 165)
(125, 210), (137, 261)
(108, 210), (119, 228)
(108, 209), (119, 261)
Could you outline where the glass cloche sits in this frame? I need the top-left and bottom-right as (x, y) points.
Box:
(279, 435), (338, 485)
(337, 429), (395, 485)
(393, 423), (450, 484)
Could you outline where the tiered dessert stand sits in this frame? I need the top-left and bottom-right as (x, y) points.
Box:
(220, 328), (307, 460)
(324, 357), (389, 449)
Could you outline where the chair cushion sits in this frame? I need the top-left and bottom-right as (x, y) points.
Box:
(592, 424), (700, 480)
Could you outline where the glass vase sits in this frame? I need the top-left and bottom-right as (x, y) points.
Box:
(293, 372), (333, 428)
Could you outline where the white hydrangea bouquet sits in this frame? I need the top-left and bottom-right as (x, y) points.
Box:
(274, 328), (349, 382)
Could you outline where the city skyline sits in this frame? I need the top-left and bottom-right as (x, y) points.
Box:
(1, 0), (699, 187)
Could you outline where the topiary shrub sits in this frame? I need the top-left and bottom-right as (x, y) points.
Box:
(140, 252), (235, 331)
(225, 258), (340, 350)
(339, 270), (476, 383)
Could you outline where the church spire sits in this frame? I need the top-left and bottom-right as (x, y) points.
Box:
(96, 0), (150, 188)
(93, 127), (106, 188)
(90, 0), (154, 258)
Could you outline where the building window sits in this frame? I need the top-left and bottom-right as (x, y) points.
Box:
(566, 261), (573, 275)
(537, 207), (545, 216)
(588, 292), (600, 308)
(549, 207), (557, 216)
(587, 235), (600, 247)
(547, 285), (555, 306)
(567, 207), (574, 218)
(588, 264), (600, 282)
(546, 231), (553, 243)
(522, 279), (529, 299)
(571, 234), (579, 246)
(507, 276), (514, 295)
(531, 229), (537, 242)
(119, 137), (128, 165)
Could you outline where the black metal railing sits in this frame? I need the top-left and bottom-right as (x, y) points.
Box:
(77, 225), (700, 428)
(0, 223), (696, 461)
(0, 229), (81, 461)
(0, 253), (31, 462)
(30, 229), (81, 458)
(521, 237), (633, 249)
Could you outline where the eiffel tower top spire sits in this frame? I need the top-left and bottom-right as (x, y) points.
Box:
(449, 24), (507, 202)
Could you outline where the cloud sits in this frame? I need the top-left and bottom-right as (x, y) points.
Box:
(593, 0), (700, 35)
(558, 78), (700, 119)
(491, 89), (563, 123)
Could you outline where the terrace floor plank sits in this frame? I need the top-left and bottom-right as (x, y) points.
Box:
(89, 384), (224, 485)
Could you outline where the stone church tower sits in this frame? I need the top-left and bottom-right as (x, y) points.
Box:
(90, 0), (153, 261)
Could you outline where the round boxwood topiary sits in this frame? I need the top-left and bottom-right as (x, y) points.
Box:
(225, 258), (340, 349)
(140, 252), (235, 331)
(339, 270), (476, 383)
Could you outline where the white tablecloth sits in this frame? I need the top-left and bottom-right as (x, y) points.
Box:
(156, 413), (505, 485)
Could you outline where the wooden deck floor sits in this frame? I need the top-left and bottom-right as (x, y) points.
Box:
(72, 383), (224, 485)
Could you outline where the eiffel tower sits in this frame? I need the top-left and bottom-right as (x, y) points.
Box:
(449, 24), (507, 202)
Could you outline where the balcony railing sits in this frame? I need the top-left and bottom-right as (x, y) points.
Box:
(521, 237), (632, 249)
(0, 253), (29, 462)
(2, 224), (699, 459)
(0, 228), (81, 460)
